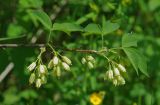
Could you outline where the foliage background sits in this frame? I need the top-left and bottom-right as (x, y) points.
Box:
(0, 0), (160, 105)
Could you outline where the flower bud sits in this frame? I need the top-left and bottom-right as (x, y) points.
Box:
(113, 78), (118, 86)
(27, 62), (36, 71)
(48, 60), (54, 69)
(41, 75), (47, 84)
(106, 70), (113, 80)
(53, 56), (59, 66)
(117, 64), (126, 72)
(36, 78), (42, 88)
(62, 62), (70, 71)
(87, 62), (94, 69)
(113, 67), (120, 76)
(39, 65), (47, 74)
(81, 57), (86, 64)
(62, 56), (72, 65)
(56, 66), (61, 77)
(117, 76), (125, 85)
(29, 73), (36, 84)
(86, 55), (95, 61)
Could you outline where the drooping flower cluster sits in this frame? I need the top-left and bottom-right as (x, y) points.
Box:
(28, 62), (48, 88)
(27, 47), (48, 88)
(27, 47), (72, 88)
(81, 55), (95, 69)
(48, 55), (72, 77)
(105, 63), (126, 86)
(27, 45), (128, 88)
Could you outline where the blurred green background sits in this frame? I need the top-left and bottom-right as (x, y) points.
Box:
(0, 0), (160, 105)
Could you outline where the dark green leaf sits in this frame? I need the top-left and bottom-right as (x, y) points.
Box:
(31, 10), (52, 30)
(123, 48), (139, 74)
(122, 34), (138, 47)
(123, 48), (148, 76)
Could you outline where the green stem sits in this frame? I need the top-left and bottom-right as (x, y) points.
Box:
(47, 43), (57, 54)
(109, 47), (123, 50)
(97, 52), (110, 62)
(101, 33), (104, 48)
(47, 30), (52, 44)
(138, 96), (142, 105)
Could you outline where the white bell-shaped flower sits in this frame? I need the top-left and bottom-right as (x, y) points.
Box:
(118, 64), (126, 72)
(27, 62), (36, 71)
(53, 56), (59, 66)
(62, 62), (70, 71)
(106, 70), (114, 80)
(113, 67), (120, 76)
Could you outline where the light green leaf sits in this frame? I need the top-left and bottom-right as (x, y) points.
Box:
(149, 0), (160, 11)
(31, 10), (52, 30)
(123, 48), (148, 76)
(102, 20), (119, 35)
(52, 23), (83, 35)
(122, 34), (138, 47)
(7, 23), (26, 37)
(76, 12), (97, 24)
(19, 0), (43, 8)
(84, 23), (102, 35)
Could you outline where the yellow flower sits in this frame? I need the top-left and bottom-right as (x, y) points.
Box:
(89, 92), (103, 105)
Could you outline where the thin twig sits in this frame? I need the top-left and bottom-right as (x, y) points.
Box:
(0, 44), (45, 47)
(0, 62), (14, 83)
(64, 48), (98, 53)
(0, 43), (99, 53)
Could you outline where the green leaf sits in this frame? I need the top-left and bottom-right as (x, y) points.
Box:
(122, 34), (139, 47)
(123, 48), (148, 76)
(0, 35), (27, 44)
(76, 12), (97, 24)
(84, 23), (102, 35)
(52, 23), (83, 35)
(102, 20), (119, 35)
(19, 89), (38, 99)
(7, 23), (26, 37)
(149, 0), (160, 11)
(19, 0), (43, 8)
(31, 10), (52, 30)
(137, 51), (148, 77)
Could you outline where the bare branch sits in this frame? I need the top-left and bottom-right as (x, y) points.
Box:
(0, 43), (99, 53)
(0, 62), (14, 83)
(0, 44), (45, 48)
